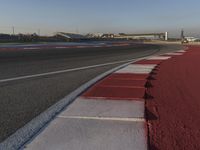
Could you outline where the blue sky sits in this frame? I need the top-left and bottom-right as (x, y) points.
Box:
(0, 0), (200, 37)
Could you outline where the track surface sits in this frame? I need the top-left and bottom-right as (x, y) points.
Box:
(0, 43), (182, 142)
(146, 46), (200, 149)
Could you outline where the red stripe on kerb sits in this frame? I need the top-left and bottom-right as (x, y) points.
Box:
(83, 86), (145, 100)
(98, 78), (146, 87)
(107, 73), (149, 80)
(159, 54), (175, 57)
(134, 60), (163, 65)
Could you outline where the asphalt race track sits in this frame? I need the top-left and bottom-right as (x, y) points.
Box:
(0, 42), (183, 142)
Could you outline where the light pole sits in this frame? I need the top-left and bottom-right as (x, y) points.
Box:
(38, 29), (40, 36)
(12, 26), (15, 35)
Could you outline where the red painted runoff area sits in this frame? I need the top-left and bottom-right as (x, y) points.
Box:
(146, 46), (200, 150)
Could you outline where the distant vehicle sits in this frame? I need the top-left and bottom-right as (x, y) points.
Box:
(185, 37), (199, 42)
(182, 39), (189, 43)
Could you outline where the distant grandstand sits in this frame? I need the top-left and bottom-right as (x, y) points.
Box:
(115, 32), (168, 41)
(0, 31), (169, 43)
(55, 32), (86, 41)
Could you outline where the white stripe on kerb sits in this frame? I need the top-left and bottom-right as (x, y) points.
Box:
(115, 65), (155, 74)
(165, 52), (183, 55)
(146, 56), (171, 60)
(58, 115), (145, 122)
(177, 50), (186, 53)
(130, 64), (157, 69)
(59, 97), (145, 119)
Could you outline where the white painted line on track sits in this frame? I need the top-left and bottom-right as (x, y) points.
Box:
(0, 58), (139, 83)
(58, 115), (145, 122)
